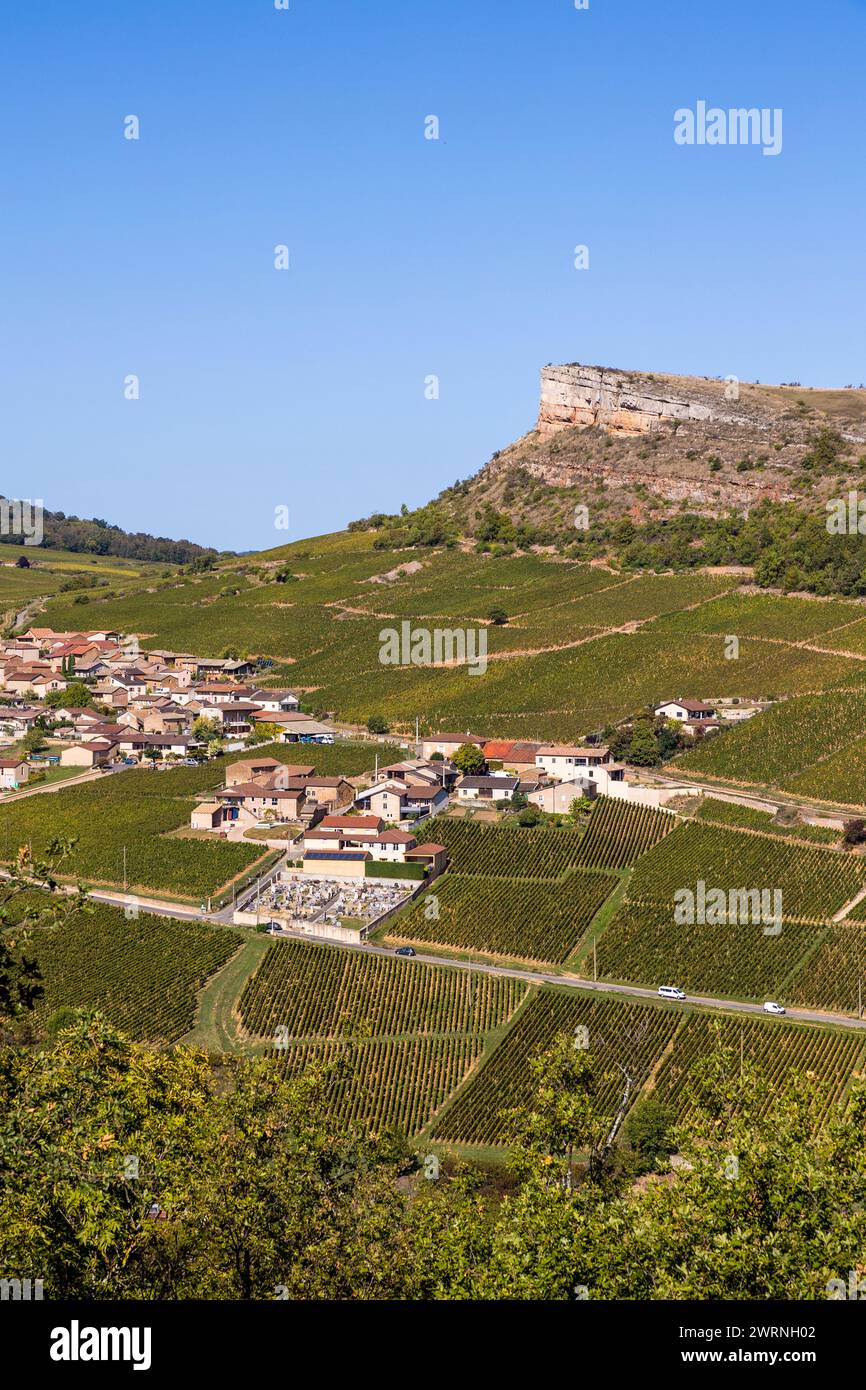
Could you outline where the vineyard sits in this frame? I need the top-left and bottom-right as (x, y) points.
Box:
(269, 1037), (483, 1138)
(431, 798), (673, 877)
(238, 938), (526, 1135)
(694, 797), (840, 844)
(676, 691), (866, 800)
(385, 869), (616, 965)
(29, 905), (240, 1043)
(238, 938), (526, 1038)
(786, 924), (866, 1015)
(434, 989), (682, 1148)
(651, 1014), (866, 1125)
(594, 900), (828, 997)
(624, 821), (866, 921)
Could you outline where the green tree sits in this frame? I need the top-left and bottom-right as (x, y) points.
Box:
(366, 714), (389, 735)
(625, 722), (660, 767)
(46, 681), (91, 709)
(452, 743), (486, 776)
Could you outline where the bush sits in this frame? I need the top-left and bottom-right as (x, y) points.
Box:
(365, 861), (427, 881)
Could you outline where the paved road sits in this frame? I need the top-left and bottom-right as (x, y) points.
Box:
(88, 888), (866, 1035)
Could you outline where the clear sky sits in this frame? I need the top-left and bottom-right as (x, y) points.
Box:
(2, 0), (864, 551)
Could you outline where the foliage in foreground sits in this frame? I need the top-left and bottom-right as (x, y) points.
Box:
(0, 1015), (864, 1300)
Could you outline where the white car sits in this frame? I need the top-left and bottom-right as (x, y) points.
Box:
(658, 985), (686, 1001)
(763, 1001), (786, 1015)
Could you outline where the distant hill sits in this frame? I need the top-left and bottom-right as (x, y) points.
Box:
(0, 500), (223, 566)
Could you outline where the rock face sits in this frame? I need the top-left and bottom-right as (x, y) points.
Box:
(538, 363), (716, 438)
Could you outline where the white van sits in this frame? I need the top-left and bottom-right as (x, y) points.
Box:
(658, 985), (686, 1001)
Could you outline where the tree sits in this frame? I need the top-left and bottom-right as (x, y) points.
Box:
(22, 728), (47, 755)
(192, 716), (222, 744)
(517, 805), (544, 827)
(625, 722), (660, 767)
(452, 743), (486, 776)
(568, 796), (593, 820)
(844, 817), (866, 846)
(247, 722), (280, 745)
(366, 714), (389, 735)
(0, 840), (88, 1033)
(15, 555), (30, 568)
(45, 682), (91, 709)
(505, 1034), (596, 1188)
(487, 607), (508, 626)
(622, 1096), (676, 1175)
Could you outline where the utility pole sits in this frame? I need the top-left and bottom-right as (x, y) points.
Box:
(123, 845), (127, 892)
(593, 941), (597, 982)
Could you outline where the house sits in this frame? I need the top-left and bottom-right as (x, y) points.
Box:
(455, 774), (519, 802)
(0, 705), (45, 737)
(535, 745), (611, 779)
(300, 775), (353, 811)
(214, 781), (308, 824)
(205, 702), (264, 736)
(420, 732), (487, 760)
(190, 801), (224, 831)
(249, 710), (335, 743)
(529, 765), (627, 810)
(60, 741), (117, 769)
(353, 778), (449, 822)
(191, 682), (256, 707)
(654, 699), (717, 725)
(225, 756), (314, 787)
(379, 758), (457, 790)
(318, 813), (384, 836)
(0, 758), (28, 789)
(246, 688), (300, 713)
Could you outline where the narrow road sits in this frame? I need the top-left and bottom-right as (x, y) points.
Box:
(90, 889), (866, 1035)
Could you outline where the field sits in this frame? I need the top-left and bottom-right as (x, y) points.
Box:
(676, 692), (866, 805)
(239, 938), (527, 1135)
(0, 742), (385, 899)
(434, 989), (683, 1147)
(434, 987), (866, 1150)
(624, 821), (866, 921)
(27, 904), (241, 1043)
(585, 819), (866, 1001)
(22, 528), (866, 741)
(651, 1014), (866, 1125)
(386, 869), (617, 965)
(431, 798), (674, 876)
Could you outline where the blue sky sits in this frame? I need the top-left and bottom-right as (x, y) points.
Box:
(2, 0), (864, 551)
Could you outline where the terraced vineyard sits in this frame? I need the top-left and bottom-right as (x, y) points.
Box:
(239, 938), (526, 1037)
(386, 869), (616, 965)
(676, 691), (866, 800)
(651, 1014), (866, 1125)
(434, 989), (682, 1147)
(240, 939), (526, 1135)
(694, 797), (840, 844)
(28, 905), (240, 1043)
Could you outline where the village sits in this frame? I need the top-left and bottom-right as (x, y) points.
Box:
(0, 622), (780, 941)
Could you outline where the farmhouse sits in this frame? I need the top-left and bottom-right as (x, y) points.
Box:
(654, 699), (719, 731)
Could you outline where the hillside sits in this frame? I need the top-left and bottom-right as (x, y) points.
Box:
(9, 362), (866, 745)
(444, 363), (866, 535)
(0, 500), (222, 565)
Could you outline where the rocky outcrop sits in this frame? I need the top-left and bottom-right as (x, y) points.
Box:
(538, 363), (716, 437)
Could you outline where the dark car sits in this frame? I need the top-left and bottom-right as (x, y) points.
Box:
(395, 946), (417, 958)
